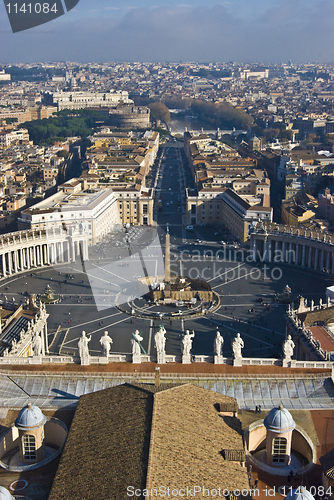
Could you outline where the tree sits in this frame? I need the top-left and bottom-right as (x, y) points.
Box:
(5, 118), (18, 124)
(279, 129), (293, 141)
(190, 100), (253, 130)
(149, 102), (171, 123)
(57, 150), (69, 158)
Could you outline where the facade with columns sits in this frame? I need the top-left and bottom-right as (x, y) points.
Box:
(0, 186), (121, 278)
(0, 227), (90, 278)
(249, 222), (334, 274)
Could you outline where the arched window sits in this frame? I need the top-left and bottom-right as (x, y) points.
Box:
(22, 434), (36, 461)
(272, 437), (287, 463)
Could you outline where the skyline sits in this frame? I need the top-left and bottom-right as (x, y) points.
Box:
(0, 0), (334, 64)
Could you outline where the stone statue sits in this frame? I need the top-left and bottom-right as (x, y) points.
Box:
(11, 339), (18, 354)
(131, 330), (143, 356)
(40, 302), (47, 319)
(154, 325), (166, 364)
(32, 333), (43, 356)
(283, 335), (295, 360)
(232, 333), (244, 359)
(99, 331), (113, 357)
(214, 331), (224, 357)
(182, 330), (195, 356)
(19, 329), (25, 342)
(78, 331), (91, 365)
(3, 348), (9, 357)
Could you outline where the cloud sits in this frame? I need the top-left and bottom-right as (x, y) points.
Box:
(0, 2), (333, 63)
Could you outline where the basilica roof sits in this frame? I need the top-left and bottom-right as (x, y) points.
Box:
(48, 383), (247, 500)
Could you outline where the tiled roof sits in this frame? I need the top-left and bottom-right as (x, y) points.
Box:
(49, 383), (246, 500)
(48, 384), (155, 500)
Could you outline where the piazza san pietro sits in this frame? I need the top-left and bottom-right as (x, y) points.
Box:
(1, 60), (334, 499)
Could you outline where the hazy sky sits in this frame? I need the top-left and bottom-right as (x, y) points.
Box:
(1, 0), (333, 63)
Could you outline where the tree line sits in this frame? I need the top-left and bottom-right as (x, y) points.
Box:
(134, 96), (253, 130)
(19, 109), (108, 144)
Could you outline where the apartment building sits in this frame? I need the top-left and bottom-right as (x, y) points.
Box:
(186, 187), (272, 242)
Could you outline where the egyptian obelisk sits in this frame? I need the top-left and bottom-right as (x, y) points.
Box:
(164, 223), (171, 282)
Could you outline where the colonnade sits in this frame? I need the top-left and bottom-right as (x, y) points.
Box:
(0, 230), (89, 278)
(250, 233), (334, 274)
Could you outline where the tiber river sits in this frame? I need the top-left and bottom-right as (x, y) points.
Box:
(168, 113), (238, 136)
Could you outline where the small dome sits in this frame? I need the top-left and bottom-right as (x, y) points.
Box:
(0, 486), (14, 500)
(264, 404), (295, 433)
(285, 486), (315, 500)
(15, 403), (46, 430)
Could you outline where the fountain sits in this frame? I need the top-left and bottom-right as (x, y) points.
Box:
(40, 288), (59, 304)
(275, 284), (299, 304)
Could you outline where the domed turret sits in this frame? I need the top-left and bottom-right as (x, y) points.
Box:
(264, 404), (295, 433)
(15, 403), (46, 430)
(15, 403), (47, 464)
(0, 486), (14, 500)
(285, 487), (315, 500)
(264, 404), (295, 466)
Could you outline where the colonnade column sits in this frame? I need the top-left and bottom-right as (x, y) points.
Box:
(282, 241), (286, 262)
(66, 241), (71, 263)
(296, 244), (299, 265)
(33, 246), (37, 267)
(320, 250), (324, 272)
(302, 245), (306, 267)
(84, 240), (89, 261)
(326, 251), (330, 274)
(20, 248), (24, 270)
(59, 242), (63, 263)
(308, 247), (312, 268)
(7, 252), (12, 275)
(288, 242), (293, 264)
(266, 239), (272, 262)
(13, 251), (18, 273)
(36, 246), (40, 266)
(26, 247), (30, 270)
(314, 248), (319, 271)
(274, 240), (278, 261)
(2, 254), (6, 277)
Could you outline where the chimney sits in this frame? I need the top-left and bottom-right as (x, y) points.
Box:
(155, 367), (160, 386)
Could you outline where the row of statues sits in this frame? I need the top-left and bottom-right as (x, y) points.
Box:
(77, 328), (296, 366)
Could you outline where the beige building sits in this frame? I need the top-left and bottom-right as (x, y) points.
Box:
(114, 186), (154, 225)
(18, 181), (120, 245)
(186, 187), (273, 242)
(45, 90), (133, 111)
(43, 166), (59, 182)
(0, 129), (30, 147)
(5, 195), (27, 212)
